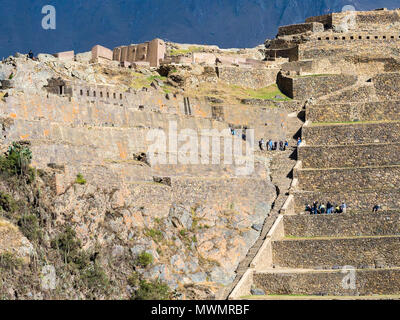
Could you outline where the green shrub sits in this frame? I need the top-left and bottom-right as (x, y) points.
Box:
(81, 263), (109, 292)
(127, 272), (140, 287)
(145, 228), (163, 243)
(132, 278), (171, 300)
(0, 142), (34, 183)
(18, 214), (42, 242)
(51, 226), (82, 264)
(75, 173), (86, 185)
(137, 251), (154, 268)
(0, 252), (23, 271)
(0, 193), (18, 213)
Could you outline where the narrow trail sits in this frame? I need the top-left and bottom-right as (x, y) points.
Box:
(222, 110), (304, 299)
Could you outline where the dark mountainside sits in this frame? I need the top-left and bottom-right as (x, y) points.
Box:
(0, 0), (398, 59)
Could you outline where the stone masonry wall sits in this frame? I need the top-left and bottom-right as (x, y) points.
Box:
(272, 236), (400, 268)
(218, 67), (279, 89)
(253, 269), (400, 296)
(302, 122), (400, 146)
(298, 143), (400, 168)
(307, 101), (400, 123)
(278, 22), (324, 36)
(283, 212), (400, 238)
(293, 189), (400, 212)
(298, 41), (400, 61)
(374, 73), (400, 100)
(296, 166), (400, 192)
(277, 73), (357, 99)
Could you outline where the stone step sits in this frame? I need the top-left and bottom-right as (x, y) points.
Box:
(293, 189), (400, 213)
(295, 165), (400, 192)
(272, 235), (400, 269)
(253, 267), (400, 296)
(302, 120), (400, 146)
(283, 212), (400, 238)
(298, 143), (400, 169)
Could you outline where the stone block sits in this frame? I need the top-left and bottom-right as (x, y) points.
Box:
(53, 50), (74, 61)
(91, 45), (113, 61)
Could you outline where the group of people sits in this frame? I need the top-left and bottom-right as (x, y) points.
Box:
(230, 128), (248, 141)
(306, 202), (383, 214)
(305, 201), (347, 215)
(258, 139), (288, 151)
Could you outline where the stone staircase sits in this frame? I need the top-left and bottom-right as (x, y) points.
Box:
(224, 111), (303, 299)
(229, 75), (400, 300)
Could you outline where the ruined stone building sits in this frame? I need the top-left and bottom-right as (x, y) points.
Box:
(113, 38), (166, 67)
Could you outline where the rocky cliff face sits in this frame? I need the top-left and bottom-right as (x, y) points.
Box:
(1, 0), (398, 58)
(0, 51), (284, 299)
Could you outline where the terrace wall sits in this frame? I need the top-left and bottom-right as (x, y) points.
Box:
(272, 236), (400, 268)
(302, 122), (400, 146)
(298, 143), (400, 168)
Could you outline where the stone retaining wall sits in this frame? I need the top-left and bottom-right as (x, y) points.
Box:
(278, 22), (324, 36)
(296, 166), (400, 192)
(253, 269), (400, 296)
(272, 236), (400, 268)
(283, 212), (400, 238)
(293, 189), (400, 212)
(302, 122), (400, 146)
(298, 41), (400, 61)
(307, 101), (400, 123)
(277, 73), (357, 99)
(298, 143), (400, 168)
(218, 67), (279, 89)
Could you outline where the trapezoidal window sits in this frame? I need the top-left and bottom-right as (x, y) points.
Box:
(100, 92), (103, 98)
(120, 94), (123, 100)
(375, 36), (379, 39)
(342, 37), (346, 40)
(358, 36), (362, 40)
(87, 90), (90, 96)
(107, 92), (110, 98)
(93, 91), (96, 97)
(59, 86), (63, 95)
(113, 93), (116, 99)
(80, 89), (83, 96)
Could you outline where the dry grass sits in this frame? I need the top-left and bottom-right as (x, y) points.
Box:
(185, 82), (290, 105)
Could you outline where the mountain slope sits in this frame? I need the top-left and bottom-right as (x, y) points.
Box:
(0, 0), (398, 58)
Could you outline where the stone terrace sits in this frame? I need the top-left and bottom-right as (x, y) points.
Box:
(230, 13), (400, 296)
(230, 77), (400, 297)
